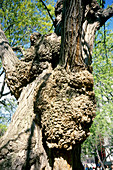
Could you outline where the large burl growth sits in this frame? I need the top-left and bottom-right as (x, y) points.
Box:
(0, 0), (113, 169)
(36, 66), (95, 149)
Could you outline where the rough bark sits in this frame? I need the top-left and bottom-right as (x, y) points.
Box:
(61, 0), (85, 70)
(56, 0), (113, 69)
(0, 0), (113, 170)
(0, 30), (95, 170)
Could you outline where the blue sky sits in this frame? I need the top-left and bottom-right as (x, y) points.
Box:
(105, 0), (113, 6)
(105, 0), (113, 30)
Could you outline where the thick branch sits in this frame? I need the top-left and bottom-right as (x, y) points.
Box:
(0, 28), (61, 99)
(0, 28), (20, 65)
(0, 28), (33, 98)
(85, 1), (113, 29)
(99, 4), (113, 28)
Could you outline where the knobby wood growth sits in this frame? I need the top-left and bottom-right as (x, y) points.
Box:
(0, 0), (113, 169)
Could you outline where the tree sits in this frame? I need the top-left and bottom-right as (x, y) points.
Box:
(0, 0), (113, 169)
(82, 26), (113, 169)
(0, 0), (55, 134)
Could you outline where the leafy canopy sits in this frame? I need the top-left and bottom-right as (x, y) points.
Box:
(0, 0), (55, 47)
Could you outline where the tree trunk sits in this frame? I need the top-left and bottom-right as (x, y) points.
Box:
(0, 0), (113, 169)
(95, 145), (105, 170)
(61, 0), (85, 70)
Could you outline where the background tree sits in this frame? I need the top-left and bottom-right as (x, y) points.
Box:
(0, 0), (55, 46)
(82, 25), (113, 169)
(0, 0), (113, 170)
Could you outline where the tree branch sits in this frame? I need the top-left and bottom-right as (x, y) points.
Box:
(95, 144), (105, 170)
(2, 91), (11, 97)
(12, 46), (25, 56)
(5, 24), (13, 33)
(0, 76), (5, 99)
(39, 0), (55, 27)
(103, 147), (112, 163)
(0, 100), (7, 106)
(99, 3), (113, 27)
(0, 70), (4, 77)
(0, 28), (24, 99)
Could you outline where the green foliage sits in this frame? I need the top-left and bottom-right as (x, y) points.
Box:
(82, 25), (113, 162)
(0, 123), (7, 137)
(97, 0), (105, 7)
(0, 90), (17, 137)
(0, 0), (55, 47)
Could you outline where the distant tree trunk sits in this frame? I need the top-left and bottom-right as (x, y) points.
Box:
(0, 0), (113, 170)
